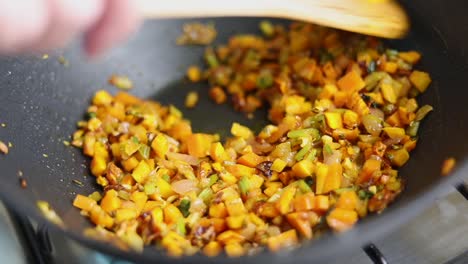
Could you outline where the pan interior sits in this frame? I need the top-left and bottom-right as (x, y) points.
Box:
(0, 4), (468, 262)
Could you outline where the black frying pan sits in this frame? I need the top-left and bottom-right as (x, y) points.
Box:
(0, 0), (467, 263)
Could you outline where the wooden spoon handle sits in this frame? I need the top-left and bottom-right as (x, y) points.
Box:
(136, 0), (408, 38)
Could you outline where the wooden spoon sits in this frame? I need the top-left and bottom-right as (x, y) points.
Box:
(136, 0), (409, 38)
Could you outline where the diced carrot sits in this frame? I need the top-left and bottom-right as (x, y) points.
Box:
(286, 212), (312, 239)
(187, 133), (212, 158)
(293, 193), (315, 212)
(337, 71), (365, 92)
(322, 163), (342, 193)
(237, 152), (263, 167)
(73, 194), (97, 211)
(357, 159), (381, 184)
(336, 191), (359, 210)
(326, 208), (358, 232)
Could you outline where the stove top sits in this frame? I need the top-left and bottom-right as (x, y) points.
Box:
(1, 183), (466, 264)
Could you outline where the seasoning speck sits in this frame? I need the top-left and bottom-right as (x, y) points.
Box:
(8, 142), (12, 148)
(42, 54), (49, 59)
(20, 178), (27, 189)
(441, 157), (456, 176)
(0, 141), (8, 154)
(63, 140), (70, 146)
(17, 170), (23, 177)
(43, 154), (49, 158)
(1, 123), (6, 127)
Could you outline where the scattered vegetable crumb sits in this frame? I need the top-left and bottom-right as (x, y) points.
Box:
(177, 22), (217, 45)
(37, 201), (64, 227)
(17, 170), (23, 177)
(58, 56), (69, 66)
(209, 86), (227, 104)
(185, 91), (199, 108)
(73, 179), (84, 187)
(441, 157), (456, 176)
(8, 142), (12, 148)
(63, 140), (70, 146)
(42, 154), (48, 158)
(20, 178), (27, 189)
(186, 66), (202, 82)
(42, 54), (49, 59)
(108, 75), (133, 90)
(1, 123), (6, 127)
(0, 141), (8, 154)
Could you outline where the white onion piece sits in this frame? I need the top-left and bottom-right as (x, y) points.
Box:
(171, 179), (199, 195)
(167, 152), (199, 166)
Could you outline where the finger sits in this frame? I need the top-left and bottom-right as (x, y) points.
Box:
(84, 0), (141, 58)
(31, 0), (105, 52)
(0, 0), (49, 54)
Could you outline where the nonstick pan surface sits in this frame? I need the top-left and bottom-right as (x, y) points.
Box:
(0, 1), (468, 263)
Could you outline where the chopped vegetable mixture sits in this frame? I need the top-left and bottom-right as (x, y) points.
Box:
(72, 22), (432, 257)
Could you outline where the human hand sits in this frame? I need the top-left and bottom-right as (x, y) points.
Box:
(0, 0), (141, 57)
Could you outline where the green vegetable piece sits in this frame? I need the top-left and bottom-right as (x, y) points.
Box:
(298, 180), (312, 193)
(415, 105), (433, 121)
(208, 174), (218, 187)
(257, 70), (274, 89)
(144, 183), (156, 195)
(138, 145), (150, 159)
(162, 174), (171, 182)
(238, 175), (251, 194)
(324, 144), (333, 155)
(175, 218), (186, 236)
(88, 191), (102, 202)
(198, 188), (213, 203)
(287, 128), (319, 139)
(406, 121), (420, 137)
(259, 20), (274, 37)
(295, 144), (311, 161)
(178, 199), (191, 218)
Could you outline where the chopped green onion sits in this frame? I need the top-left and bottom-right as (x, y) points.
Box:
(178, 199), (191, 218)
(303, 114), (325, 130)
(162, 174), (170, 182)
(208, 174), (218, 186)
(131, 136), (139, 144)
(138, 145), (150, 159)
(205, 48), (219, 68)
(415, 105), (433, 121)
(257, 70), (274, 89)
(118, 190), (131, 200)
(88, 191), (102, 202)
(364, 71), (387, 91)
(144, 183), (156, 195)
(386, 49), (398, 60)
(88, 112), (96, 119)
(358, 189), (374, 199)
(298, 180), (312, 193)
(259, 20), (274, 37)
(367, 61), (376, 73)
(406, 121), (420, 137)
(287, 128), (319, 139)
(295, 144), (311, 161)
(198, 188), (213, 203)
(175, 218), (186, 236)
(238, 175), (251, 195)
(324, 144), (333, 155)
(304, 149), (318, 161)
